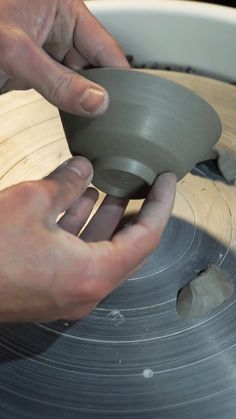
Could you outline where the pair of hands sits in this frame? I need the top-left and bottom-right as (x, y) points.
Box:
(0, 0), (177, 323)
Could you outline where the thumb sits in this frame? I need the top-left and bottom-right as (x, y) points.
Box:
(3, 33), (109, 116)
(43, 157), (93, 216)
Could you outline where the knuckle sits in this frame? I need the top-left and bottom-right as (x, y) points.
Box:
(108, 37), (121, 52)
(18, 181), (40, 201)
(76, 273), (110, 303)
(0, 28), (28, 71)
(140, 221), (161, 244)
(49, 71), (75, 105)
(0, 37), (12, 70)
(93, 38), (120, 65)
(18, 181), (51, 210)
(104, 36), (119, 52)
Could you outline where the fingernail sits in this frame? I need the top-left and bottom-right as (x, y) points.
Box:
(80, 87), (109, 115)
(65, 157), (93, 180)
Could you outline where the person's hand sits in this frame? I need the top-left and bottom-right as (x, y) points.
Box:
(0, 0), (129, 115)
(0, 157), (176, 323)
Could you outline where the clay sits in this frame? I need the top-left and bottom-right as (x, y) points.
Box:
(176, 264), (234, 319)
(59, 68), (222, 199)
(214, 144), (236, 181)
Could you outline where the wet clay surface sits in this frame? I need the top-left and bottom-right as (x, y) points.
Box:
(60, 68), (221, 198)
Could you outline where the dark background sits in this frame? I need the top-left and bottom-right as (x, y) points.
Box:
(202, 0), (236, 5)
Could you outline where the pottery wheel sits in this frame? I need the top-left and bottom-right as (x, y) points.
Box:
(0, 71), (236, 419)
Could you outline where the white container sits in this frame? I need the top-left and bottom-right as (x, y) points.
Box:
(85, 0), (236, 82)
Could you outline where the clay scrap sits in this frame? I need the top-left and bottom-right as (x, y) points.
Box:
(177, 264), (234, 319)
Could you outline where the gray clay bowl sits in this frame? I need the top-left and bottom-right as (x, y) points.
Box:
(59, 68), (222, 199)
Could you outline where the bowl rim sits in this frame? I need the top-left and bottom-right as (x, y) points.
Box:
(85, 0), (236, 23)
(79, 67), (222, 118)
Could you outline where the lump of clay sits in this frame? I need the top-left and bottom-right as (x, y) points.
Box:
(214, 144), (236, 182)
(176, 264), (234, 319)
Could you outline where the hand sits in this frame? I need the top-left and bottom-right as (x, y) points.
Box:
(0, 0), (129, 115)
(0, 157), (176, 323)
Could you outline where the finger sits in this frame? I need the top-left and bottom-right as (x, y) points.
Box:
(0, 78), (29, 92)
(43, 156), (93, 217)
(0, 70), (7, 88)
(63, 47), (89, 72)
(81, 195), (129, 242)
(88, 173), (177, 294)
(113, 173), (177, 261)
(62, 301), (97, 321)
(58, 187), (99, 235)
(1, 31), (109, 115)
(74, 2), (130, 68)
